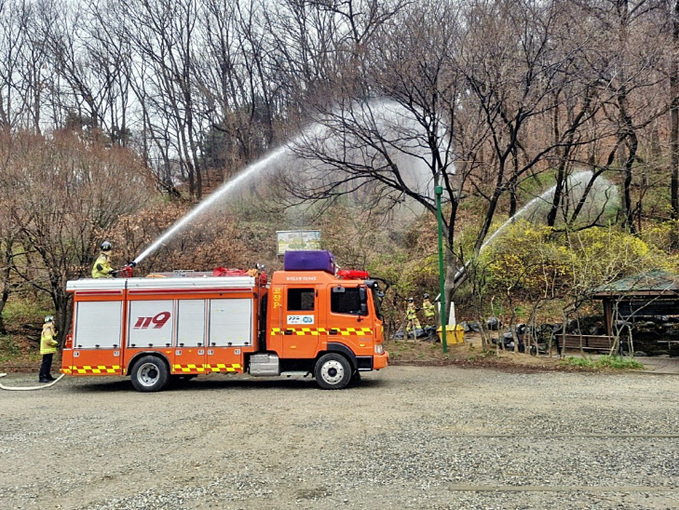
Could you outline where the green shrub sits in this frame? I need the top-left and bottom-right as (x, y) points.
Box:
(560, 355), (643, 371)
(596, 355), (644, 370)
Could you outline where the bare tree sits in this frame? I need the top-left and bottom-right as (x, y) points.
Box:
(197, 0), (277, 176)
(571, 0), (669, 232)
(669, 0), (679, 218)
(123, 0), (206, 198)
(0, 0), (53, 132)
(284, 0), (619, 305)
(81, 0), (136, 145)
(0, 129), (154, 339)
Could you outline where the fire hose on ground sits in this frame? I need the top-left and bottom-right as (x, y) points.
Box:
(0, 372), (65, 391)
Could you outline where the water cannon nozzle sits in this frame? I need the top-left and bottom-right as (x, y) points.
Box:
(120, 263), (135, 278)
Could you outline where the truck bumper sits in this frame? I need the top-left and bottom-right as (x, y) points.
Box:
(373, 351), (389, 370)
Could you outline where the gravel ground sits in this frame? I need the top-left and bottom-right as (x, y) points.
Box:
(1, 366), (678, 510)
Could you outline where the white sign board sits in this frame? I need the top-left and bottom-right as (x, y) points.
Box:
(276, 230), (321, 256)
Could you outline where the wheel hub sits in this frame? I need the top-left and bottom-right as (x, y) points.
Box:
(321, 360), (344, 384)
(139, 363), (159, 386)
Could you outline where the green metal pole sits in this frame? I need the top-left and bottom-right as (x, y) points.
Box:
(435, 183), (448, 353)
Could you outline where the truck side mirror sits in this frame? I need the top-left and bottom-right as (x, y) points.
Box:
(359, 287), (368, 315)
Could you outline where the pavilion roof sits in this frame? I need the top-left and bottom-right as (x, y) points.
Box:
(591, 270), (679, 297)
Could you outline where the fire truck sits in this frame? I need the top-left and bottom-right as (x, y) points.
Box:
(60, 251), (388, 392)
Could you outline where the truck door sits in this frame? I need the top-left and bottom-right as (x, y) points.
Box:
(327, 284), (373, 351)
(269, 286), (318, 359)
(174, 299), (207, 375)
(284, 287), (319, 358)
(205, 298), (252, 374)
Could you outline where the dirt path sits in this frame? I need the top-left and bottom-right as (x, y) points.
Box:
(1, 366), (678, 509)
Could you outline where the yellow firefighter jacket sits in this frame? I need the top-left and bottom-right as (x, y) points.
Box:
(92, 252), (113, 278)
(40, 322), (58, 355)
(406, 302), (418, 320)
(422, 299), (436, 318)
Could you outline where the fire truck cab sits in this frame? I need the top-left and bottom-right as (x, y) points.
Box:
(61, 251), (388, 392)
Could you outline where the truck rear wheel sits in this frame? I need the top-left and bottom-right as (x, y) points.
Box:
(130, 356), (169, 392)
(314, 353), (351, 390)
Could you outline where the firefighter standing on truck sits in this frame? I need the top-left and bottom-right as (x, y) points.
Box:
(92, 241), (116, 278)
(405, 297), (421, 340)
(39, 316), (58, 383)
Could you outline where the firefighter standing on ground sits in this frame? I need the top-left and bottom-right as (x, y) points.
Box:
(422, 294), (436, 327)
(422, 294), (436, 326)
(422, 293), (438, 341)
(405, 297), (422, 339)
(39, 316), (58, 383)
(92, 241), (116, 278)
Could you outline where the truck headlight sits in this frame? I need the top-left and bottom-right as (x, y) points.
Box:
(375, 343), (384, 354)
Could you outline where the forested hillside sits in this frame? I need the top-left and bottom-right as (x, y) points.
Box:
(2, 0), (679, 349)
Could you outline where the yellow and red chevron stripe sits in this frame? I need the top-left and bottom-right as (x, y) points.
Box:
(270, 327), (372, 336)
(172, 363), (242, 374)
(172, 363), (207, 373)
(271, 327), (327, 336)
(206, 363), (242, 373)
(62, 365), (121, 375)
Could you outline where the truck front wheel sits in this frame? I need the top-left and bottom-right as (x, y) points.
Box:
(130, 356), (169, 392)
(314, 353), (351, 390)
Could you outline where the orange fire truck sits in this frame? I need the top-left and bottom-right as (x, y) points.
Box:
(60, 251), (388, 391)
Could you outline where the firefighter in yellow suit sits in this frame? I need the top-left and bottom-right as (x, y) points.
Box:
(92, 241), (116, 278)
(422, 293), (437, 341)
(422, 294), (436, 325)
(39, 316), (58, 382)
(405, 298), (421, 340)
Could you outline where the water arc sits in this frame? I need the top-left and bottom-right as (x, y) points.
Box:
(453, 169), (618, 283)
(132, 99), (448, 265)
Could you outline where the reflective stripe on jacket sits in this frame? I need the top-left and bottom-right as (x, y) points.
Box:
(41, 323), (58, 355)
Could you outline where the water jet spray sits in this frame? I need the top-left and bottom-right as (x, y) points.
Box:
(132, 146), (287, 266)
(131, 99), (446, 266)
(452, 170), (618, 285)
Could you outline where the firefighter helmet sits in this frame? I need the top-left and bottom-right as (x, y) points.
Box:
(100, 241), (112, 252)
(424, 293), (430, 299)
(44, 315), (54, 323)
(408, 297), (414, 302)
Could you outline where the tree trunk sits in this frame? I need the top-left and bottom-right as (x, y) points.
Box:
(0, 237), (14, 335)
(671, 1), (679, 218)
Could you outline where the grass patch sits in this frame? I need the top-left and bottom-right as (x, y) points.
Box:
(383, 337), (510, 367)
(3, 297), (52, 323)
(384, 339), (458, 364)
(559, 355), (644, 371)
(0, 335), (22, 361)
(467, 350), (498, 363)
(0, 296), (51, 369)
(0, 334), (42, 367)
